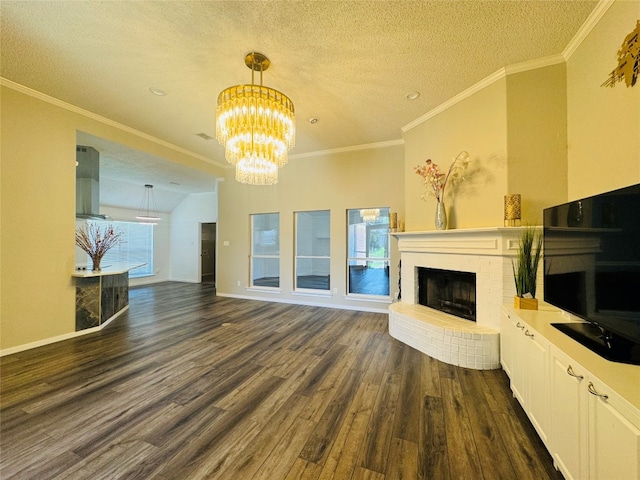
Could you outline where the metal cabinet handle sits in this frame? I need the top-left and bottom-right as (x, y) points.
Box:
(587, 382), (609, 400)
(566, 365), (584, 380)
(516, 322), (525, 330)
(525, 330), (535, 338)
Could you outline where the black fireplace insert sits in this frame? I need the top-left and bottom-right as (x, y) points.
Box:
(417, 267), (476, 321)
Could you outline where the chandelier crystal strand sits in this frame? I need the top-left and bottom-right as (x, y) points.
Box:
(216, 53), (295, 185)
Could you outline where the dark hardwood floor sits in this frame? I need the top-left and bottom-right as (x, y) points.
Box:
(0, 282), (562, 479)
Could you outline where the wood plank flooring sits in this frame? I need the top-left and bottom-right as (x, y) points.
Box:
(0, 282), (563, 480)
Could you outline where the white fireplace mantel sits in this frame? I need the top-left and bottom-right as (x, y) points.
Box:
(394, 227), (526, 256)
(389, 227), (542, 370)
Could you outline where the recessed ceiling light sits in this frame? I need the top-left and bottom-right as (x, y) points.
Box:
(309, 117), (319, 124)
(149, 87), (167, 96)
(406, 91), (420, 100)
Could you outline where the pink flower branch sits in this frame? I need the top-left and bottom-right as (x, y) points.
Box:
(414, 151), (470, 203)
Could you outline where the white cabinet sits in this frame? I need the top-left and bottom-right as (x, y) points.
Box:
(500, 307), (515, 377)
(501, 307), (551, 447)
(503, 309), (640, 480)
(587, 377), (640, 480)
(550, 346), (589, 480)
(525, 326), (550, 447)
(551, 348), (640, 480)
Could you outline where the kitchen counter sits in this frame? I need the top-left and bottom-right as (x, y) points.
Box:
(72, 262), (146, 278)
(73, 263), (145, 331)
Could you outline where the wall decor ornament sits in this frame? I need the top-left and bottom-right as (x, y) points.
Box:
(414, 151), (470, 230)
(602, 20), (639, 88)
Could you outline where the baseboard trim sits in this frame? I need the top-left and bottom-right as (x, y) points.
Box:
(216, 292), (390, 314)
(0, 306), (128, 357)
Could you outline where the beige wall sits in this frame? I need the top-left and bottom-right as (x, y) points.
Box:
(1, 87), (78, 349)
(217, 145), (405, 310)
(404, 78), (508, 231)
(0, 85), (224, 351)
(404, 64), (569, 230)
(567, 1), (640, 199)
(506, 63), (568, 223)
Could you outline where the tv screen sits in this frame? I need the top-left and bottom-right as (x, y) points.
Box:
(543, 183), (640, 364)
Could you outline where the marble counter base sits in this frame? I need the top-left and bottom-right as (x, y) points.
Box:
(76, 272), (128, 330)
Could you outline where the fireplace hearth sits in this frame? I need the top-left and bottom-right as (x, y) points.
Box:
(389, 228), (534, 370)
(418, 267), (476, 321)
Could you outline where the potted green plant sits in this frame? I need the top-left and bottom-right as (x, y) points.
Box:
(512, 225), (542, 310)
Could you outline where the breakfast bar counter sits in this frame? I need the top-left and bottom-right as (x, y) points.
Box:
(72, 263), (144, 331)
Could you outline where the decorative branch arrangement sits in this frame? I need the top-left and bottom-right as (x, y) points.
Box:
(414, 151), (471, 203)
(75, 223), (122, 271)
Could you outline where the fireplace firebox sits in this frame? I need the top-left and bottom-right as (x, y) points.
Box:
(417, 267), (476, 321)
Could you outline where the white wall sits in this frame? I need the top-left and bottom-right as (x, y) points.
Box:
(170, 191), (218, 283)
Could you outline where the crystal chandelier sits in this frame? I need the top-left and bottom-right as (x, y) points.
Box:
(360, 208), (380, 223)
(216, 52), (295, 185)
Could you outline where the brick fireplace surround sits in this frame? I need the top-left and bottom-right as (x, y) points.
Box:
(389, 227), (538, 370)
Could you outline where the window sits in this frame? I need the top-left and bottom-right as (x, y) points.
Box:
(89, 220), (153, 278)
(251, 213), (280, 288)
(347, 208), (390, 297)
(295, 210), (330, 292)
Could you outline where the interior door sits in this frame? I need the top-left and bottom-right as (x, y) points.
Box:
(201, 223), (216, 284)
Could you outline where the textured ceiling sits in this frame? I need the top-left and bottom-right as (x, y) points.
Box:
(1, 0), (598, 208)
(76, 132), (218, 213)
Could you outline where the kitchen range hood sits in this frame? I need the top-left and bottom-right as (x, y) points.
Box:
(76, 145), (110, 220)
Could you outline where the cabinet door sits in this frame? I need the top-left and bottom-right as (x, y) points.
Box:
(523, 326), (550, 447)
(588, 380), (640, 480)
(509, 318), (527, 405)
(550, 347), (588, 480)
(500, 307), (514, 376)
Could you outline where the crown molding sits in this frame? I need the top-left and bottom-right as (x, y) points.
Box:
(402, 0), (613, 134)
(4, 0), (612, 160)
(504, 54), (566, 76)
(0, 77), (228, 170)
(402, 68), (506, 133)
(563, 0), (615, 60)
(402, 53), (566, 133)
(289, 139), (404, 159)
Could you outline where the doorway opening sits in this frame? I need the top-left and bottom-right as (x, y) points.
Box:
(201, 223), (216, 286)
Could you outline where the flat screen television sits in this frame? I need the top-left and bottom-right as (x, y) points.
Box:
(543, 183), (640, 365)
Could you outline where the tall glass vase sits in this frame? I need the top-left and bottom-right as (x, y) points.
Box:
(435, 201), (447, 230)
(91, 255), (103, 271)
